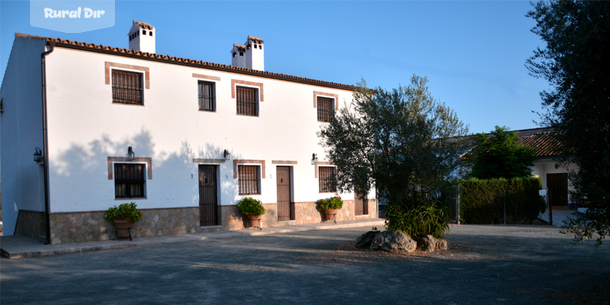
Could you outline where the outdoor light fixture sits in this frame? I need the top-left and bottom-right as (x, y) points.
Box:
(127, 146), (135, 161)
(224, 149), (231, 160)
(33, 147), (44, 164)
(311, 153), (318, 165)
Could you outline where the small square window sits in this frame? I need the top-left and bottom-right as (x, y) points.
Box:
(115, 163), (146, 198)
(112, 70), (143, 105)
(236, 86), (258, 116)
(319, 167), (336, 193)
(198, 81), (216, 111)
(238, 165), (260, 195)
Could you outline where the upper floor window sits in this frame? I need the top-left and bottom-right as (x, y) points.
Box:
(317, 97), (334, 122)
(319, 166), (336, 193)
(112, 70), (143, 105)
(198, 81), (216, 111)
(236, 86), (258, 116)
(114, 163), (146, 198)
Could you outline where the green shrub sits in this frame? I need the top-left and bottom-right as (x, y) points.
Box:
(385, 199), (450, 238)
(318, 196), (344, 210)
(103, 202), (142, 223)
(236, 197), (266, 216)
(458, 177), (545, 224)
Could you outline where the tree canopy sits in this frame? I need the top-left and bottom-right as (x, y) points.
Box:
(318, 75), (469, 208)
(468, 126), (537, 180)
(526, 0), (610, 245)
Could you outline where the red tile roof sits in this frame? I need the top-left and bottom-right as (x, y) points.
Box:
(516, 129), (564, 158)
(15, 33), (355, 91)
(133, 20), (154, 30)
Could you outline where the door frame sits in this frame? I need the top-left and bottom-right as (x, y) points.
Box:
(276, 166), (294, 221)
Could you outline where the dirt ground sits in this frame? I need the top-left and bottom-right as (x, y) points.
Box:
(1, 225), (609, 304)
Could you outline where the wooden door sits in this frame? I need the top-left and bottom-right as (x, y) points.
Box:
(547, 173), (568, 207)
(199, 165), (218, 226)
(355, 188), (368, 216)
(277, 166), (293, 221)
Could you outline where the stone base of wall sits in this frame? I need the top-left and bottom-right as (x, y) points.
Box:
(221, 199), (378, 230)
(15, 210), (46, 243)
(44, 199), (378, 244)
(49, 207), (200, 244)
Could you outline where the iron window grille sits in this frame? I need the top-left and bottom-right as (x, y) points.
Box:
(238, 165), (260, 195)
(112, 70), (143, 105)
(236, 86), (258, 116)
(115, 163), (146, 198)
(198, 81), (216, 111)
(319, 167), (336, 192)
(317, 97), (334, 122)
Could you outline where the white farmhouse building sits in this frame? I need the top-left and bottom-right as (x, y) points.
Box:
(0, 21), (376, 244)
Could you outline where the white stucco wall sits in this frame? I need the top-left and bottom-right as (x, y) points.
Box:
(0, 37), (48, 235)
(43, 46), (362, 213)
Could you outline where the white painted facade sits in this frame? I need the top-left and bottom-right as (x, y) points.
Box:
(128, 21), (156, 54)
(531, 159), (579, 203)
(1, 30), (372, 238)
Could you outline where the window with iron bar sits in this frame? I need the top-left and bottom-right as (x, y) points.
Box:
(317, 97), (334, 122)
(238, 165), (260, 195)
(236, 86), (258, 116)
(112, 70), (143, 105)
(115, 163), (146, 198)
(319, 166), (336, 192)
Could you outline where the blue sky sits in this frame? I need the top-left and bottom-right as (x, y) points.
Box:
(1, 0), (550, 134)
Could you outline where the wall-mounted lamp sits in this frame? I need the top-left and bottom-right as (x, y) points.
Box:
(311, 153), (318, 165)
(224, 149), (231, 160)
(34, 147), (44, 164)
(127, 146), (135, 161)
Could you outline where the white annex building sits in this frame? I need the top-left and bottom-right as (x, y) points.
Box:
(0, 21), (376, 244)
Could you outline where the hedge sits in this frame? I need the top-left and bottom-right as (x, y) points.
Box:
(458, 177), (546, 224)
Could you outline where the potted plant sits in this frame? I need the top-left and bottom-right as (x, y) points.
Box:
(104, 202), (142, 240)
(236, 197), (266, 228)
(319, 196), (343, 222)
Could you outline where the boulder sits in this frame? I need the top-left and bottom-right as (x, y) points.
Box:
(356, 231), (379, 249)
(369, 230), (417, 253)
(413, 234), (449, 252)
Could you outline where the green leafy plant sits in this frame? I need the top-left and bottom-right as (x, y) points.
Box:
(103, 202), (142, 223)
(236, 197), (266, 216)
(318, 196), (344, 210)
(385, 200), (450, 238)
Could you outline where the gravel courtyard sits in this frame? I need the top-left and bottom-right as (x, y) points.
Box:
(1, 225), (609, 305)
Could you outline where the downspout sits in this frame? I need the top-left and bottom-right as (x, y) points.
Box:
(41, 41), (54, 244)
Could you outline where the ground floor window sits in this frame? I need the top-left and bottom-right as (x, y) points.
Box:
(319, 166), (336, 193)
(115, 163), (146, 198)
(238, 165), (260, 195)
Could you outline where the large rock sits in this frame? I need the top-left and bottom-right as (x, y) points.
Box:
(356, 231), (378, 249)
(413, 234), (449, 252)
(369, 230), (417, 253)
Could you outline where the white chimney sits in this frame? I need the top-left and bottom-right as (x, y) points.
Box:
(231, 44), (246, 68)
(231, 36), (264, 71)
(128, 20), (155, 53)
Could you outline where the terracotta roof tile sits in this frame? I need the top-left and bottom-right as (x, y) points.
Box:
(133, 20), (154, 30)
(15, 33), (355, 91)
(516, 130), (565, 158)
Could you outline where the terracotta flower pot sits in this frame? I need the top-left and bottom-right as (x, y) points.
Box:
(246, 214), (262, 228)
(113, 220), (135, 240)
(325, 209), (339, 222)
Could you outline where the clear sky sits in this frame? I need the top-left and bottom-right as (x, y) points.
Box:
(0, 0), (550, 134)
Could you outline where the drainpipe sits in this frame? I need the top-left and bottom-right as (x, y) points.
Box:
(41, 41), (54, 245)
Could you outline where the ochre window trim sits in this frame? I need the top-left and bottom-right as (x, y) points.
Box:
(105, 62), (150, 89)
(192, 73), (221, 81)
(231, 79), (264, 102)
(313, 91), (338, 110)
(108, 157), (153, 180)
(233, 159), (266, 179)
